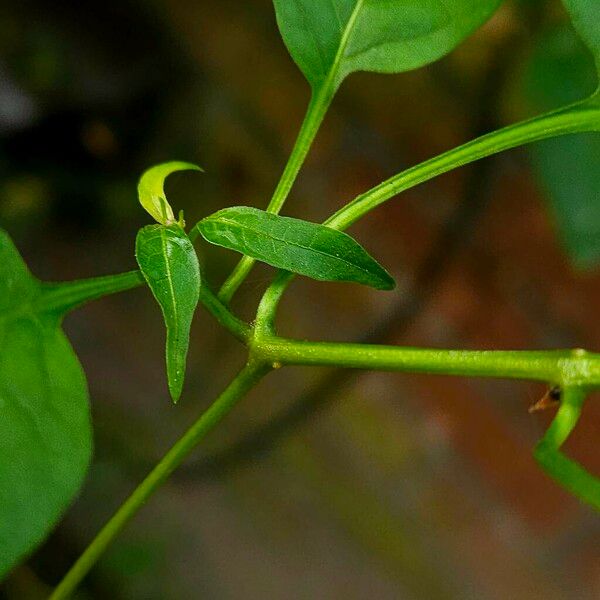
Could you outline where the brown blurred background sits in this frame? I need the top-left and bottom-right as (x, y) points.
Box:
(0, 0), (599, 598)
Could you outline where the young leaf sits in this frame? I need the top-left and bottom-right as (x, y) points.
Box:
(524, 26), (600, 269)
(136, 224), (201, 402)
(0, 230), (92, 579)
(562, 0), (600, 71)
(273, 0), (502, 92)
(137, 161), (203, 225)
(196, 206), (395, 290)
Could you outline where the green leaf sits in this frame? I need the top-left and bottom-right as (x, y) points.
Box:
(273, 0), (502, 91)
(137, 161), (203, 226)
(0, 230), (91, 579)
(196, 206), (395, 290)
(135, 225), (201, 402)
(524, 26), (600, 269)
(562, 0), (600, 72)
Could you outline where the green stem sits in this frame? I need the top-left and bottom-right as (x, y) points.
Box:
(218, 85), (334, 304)
(38, 271), (145, 315)
(325, 98), (600, 230)
(253, 337), (600, 387)
(534, 388), (600, 510)
(50, 362), (270, 600)
(39, 268), (250, 343)
(254, 97), (600, 332)
(198, 286), (251, 343)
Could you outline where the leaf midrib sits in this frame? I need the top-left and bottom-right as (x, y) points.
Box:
(319, 0), (365, 90)
(160, 228), (179, 344)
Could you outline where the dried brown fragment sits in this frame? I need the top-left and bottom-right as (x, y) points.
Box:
(528, 386), (561, 414)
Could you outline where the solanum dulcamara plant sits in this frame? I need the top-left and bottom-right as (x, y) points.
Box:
(1, 1), (599, 597)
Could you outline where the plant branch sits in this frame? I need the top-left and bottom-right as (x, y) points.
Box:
(253, 337), (600, 387)
(39, 271), (145, 315)
(254, 96), (600, 332)
(49, 361), (270, 600)
(198, 285), (252, 343)
(179, 111), (502, 481)
(534, 388), (600, 510)
(218, 84), (334, 304)
(324, 97), (600, 230)
(39, 268), (250, 343)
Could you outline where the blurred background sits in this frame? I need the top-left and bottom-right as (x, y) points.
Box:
(1, 0), (599, 598)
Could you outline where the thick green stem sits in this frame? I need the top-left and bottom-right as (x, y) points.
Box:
(253, 337), (600, 387)
(50, 362), (270, 600)
(218, 85), (334, 304)
(254, 97), (600, 332)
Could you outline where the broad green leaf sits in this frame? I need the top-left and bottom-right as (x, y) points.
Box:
(273, 0), (503, 91)
(0, 230), (91, 579)
(197, 206), (395, 290)
(524, 26), (600, 269)
(562, 0), (600, 71)
(137, 161), (203, 226)
(135, 225), (201, 402)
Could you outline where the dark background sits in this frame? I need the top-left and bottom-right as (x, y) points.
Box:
(1, 1), (599, 598)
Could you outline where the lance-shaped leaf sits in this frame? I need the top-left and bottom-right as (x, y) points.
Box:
(136, 225), (201, 402)
(196, 206), (395, 290)
(273, 0), (503, 92)
(524, 26), (600, 269)
(137, 161), (203, 225)
(0, 230), (91, 579)
(562, 0), (600, 71)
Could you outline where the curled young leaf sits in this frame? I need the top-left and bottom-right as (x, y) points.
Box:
(196, 206), (395, 290)
(273, 0), (503, 92)
(136, 224), (201, 402)
(137, 161), (203, 225)
(0, 230), (92, 579)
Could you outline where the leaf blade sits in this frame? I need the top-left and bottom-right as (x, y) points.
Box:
(197, 207), (395, 290)
(136, 225), (201, 402)
(273, 0), (503, 91)
(0, 230), (91, 579)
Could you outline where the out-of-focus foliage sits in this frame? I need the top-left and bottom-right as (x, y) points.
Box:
(524, 25), (600, 268)
(561, 0), (600, 68)
(0, 230), (91, 579)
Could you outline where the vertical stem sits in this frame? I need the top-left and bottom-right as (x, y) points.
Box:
(50, 362), (269, 600)
(218, 84), (334, 303)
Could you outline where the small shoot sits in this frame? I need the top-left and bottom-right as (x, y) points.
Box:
(137, 161), (203, 226)
(136, 161), (203, 402)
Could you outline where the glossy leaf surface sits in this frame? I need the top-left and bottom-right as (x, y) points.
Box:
(137, 161), (203, 226)
(197, 207), (395, 290)
(273, 0), (502, 91)
(136, 225), (201, 402)
(0, 230), (91, 579)
(524, 26), (600, 269)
